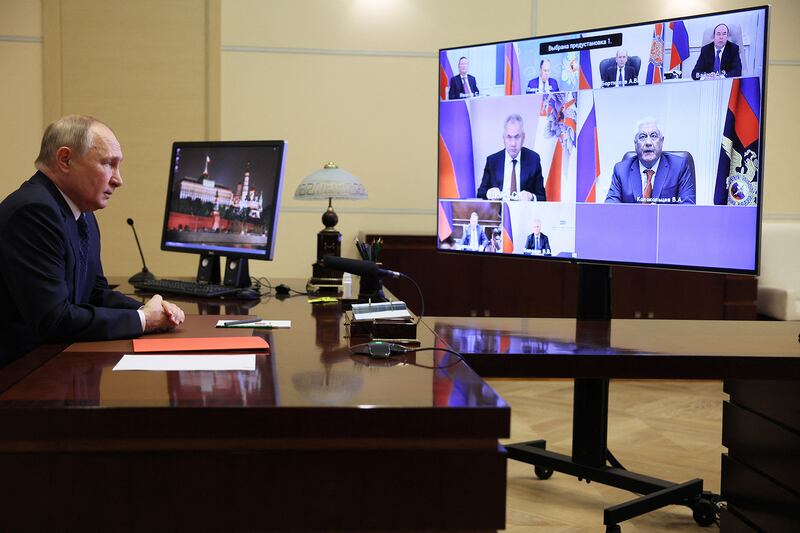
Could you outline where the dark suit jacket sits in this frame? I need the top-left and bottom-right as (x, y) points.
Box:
(461, 225), (488, 249)
(526, 77), (559, 93)
(477, 147), (546, 201)
(448, 74), (479, 99)
(524, 232), (551, 255)
(601, 63), (638, 86)
(691, 41), (742, 80)
(604, 153), (696, 204)
(0, 171), (143, 365)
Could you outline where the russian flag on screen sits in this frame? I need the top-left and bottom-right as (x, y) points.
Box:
(504, 43), (521, 95)
(714, 78), (761, 205)
(646, 23), (664, 84)
(438, 100), (475, 198)
(437, 201), (454, 241)
(669, 21), (689, 72)
(502, 206), (514, 253)
(439, 51), (453, 100)
(576, 48), (600, 202)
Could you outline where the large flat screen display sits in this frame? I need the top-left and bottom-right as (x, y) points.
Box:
(437, 6), (768, 274)
(161, 140), (286, 259)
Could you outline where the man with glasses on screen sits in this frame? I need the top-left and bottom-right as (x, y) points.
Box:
(0, 115), (185, 366)
(605, 118), (696, 205)
(460, 211), (488, 251)
(477, 114), (546, 202)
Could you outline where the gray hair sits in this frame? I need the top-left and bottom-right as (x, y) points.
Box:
(504, 114), (524, 131)
(35, 115), (105, 167)
(633, 116), (663, 139)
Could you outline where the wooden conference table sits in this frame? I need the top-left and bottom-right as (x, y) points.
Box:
(0, 281), (510, 532)
(3, 280), (798, 531)
(432, 317), (800, 532)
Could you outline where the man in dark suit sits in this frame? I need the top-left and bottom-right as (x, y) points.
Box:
(691, 23), (742, 80)
(0, 115), (185, 366)
(601, 49), (638, 87)
(524, 219), (551, 256)
(605, 118), (696, 204)
(477, 114), (546, 201)
(448, 56), (479, 99)
(526, 59), (559, 94)
(460, 212), (488, 251)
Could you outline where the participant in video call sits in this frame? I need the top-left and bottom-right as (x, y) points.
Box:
(524, 218), (551, 256)
(448, 56), (479, 99)
(461, 212), (489, 251)
(483, 228), (503, 253)
(691, 23), (742, 80)
(477, 114), (546, 202)
(601, 49), (638, 87)
(605, 118), (696, 204)
(526, 59), (559, 94)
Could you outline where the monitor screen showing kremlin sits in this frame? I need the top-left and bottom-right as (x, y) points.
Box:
(437, 5), (768, 274)
(161, 140), (286, 260)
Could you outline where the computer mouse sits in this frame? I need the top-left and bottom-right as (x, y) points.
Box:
(275, 284), (291, 295)
(235, 288), (261, 300)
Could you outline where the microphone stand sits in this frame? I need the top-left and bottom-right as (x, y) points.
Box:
(127, 218), (156, 284)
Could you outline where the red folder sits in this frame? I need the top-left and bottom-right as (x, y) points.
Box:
(132, 336), (269, 353)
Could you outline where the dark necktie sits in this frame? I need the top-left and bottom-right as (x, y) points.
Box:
(643, 169), (654, 200)
(617, 67), (623, 86)
(511, 159), (518, 195)
(713, 49), (722, 72)
(77, 213), (89, 299)
(535, 236), (540, 250)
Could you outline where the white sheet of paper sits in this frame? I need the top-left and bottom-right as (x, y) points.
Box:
(215, 320), (292, 328)
(352, 309), (411, 320)
(113, 353), (256, 371)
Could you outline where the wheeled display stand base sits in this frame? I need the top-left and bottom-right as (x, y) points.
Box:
(506, 378), (723, 532)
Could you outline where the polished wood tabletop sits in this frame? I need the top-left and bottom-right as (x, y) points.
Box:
(431, 317), (800, 379)
(0, 281), (509, 438)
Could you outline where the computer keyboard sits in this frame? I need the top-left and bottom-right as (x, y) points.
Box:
(133, 278), (243, 298)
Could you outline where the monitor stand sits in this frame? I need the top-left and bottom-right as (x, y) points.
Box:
(195, 254), (251, 288)
(505, 263), (719, 531)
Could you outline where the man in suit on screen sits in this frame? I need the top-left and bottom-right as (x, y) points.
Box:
(691, 23), (742, 80)
(601, 49), (638, 87)
(605, 118), (696, 204)
(526, 59), (560, 94)
(524, 218), (551, 256)
(448, 56), (479, 99)
(477, 114), (546, 202)
(0, 115), (185, 366)
(460, 211), (489, 251)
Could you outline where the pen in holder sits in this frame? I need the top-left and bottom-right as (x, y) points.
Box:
(358, 263), (387, 303)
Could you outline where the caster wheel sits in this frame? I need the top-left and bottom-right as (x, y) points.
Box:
(534, 465), (553, 479)
(692, 498), (716, 527)
(606, 525), (621, 533)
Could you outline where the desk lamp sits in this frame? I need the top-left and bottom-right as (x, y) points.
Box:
(294, 162), (367, 290)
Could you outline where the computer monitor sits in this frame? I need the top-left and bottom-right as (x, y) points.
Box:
(161, 140), (287, 286)
(437, 5), (768, 276)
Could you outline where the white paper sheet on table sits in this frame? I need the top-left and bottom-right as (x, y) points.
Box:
(215, 319), (291, 328)
(113, 353), (256, 371)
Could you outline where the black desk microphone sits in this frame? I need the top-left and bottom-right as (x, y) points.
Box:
(322, 256), (401, 278)
(126, 218), (156, 284)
